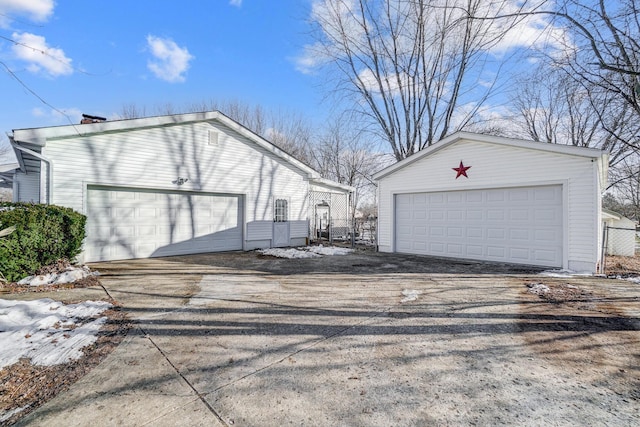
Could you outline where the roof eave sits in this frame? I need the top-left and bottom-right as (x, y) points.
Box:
(10, 111), (322, 179)
(310, 177), (355, 193)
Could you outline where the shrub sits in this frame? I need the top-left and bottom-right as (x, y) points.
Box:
(0, 203), (86, 282)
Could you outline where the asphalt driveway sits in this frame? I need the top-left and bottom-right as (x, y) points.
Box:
(16, 249), (640, 426)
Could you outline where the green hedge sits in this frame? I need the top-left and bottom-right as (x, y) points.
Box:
(0, 203), (86, 282)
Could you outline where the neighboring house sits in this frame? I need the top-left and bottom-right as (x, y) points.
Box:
(0, 162), (17, 189)
(4, 111), (353, 262)
(373, 132), (609, 273)
(602, 209), (636, 257)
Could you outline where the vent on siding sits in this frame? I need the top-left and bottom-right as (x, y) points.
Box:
(208, 130), (219, 146)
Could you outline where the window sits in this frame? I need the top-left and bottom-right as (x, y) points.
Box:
(274, 199), (288, 222)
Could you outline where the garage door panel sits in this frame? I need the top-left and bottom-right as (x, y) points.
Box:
(428, 194), (444, 204)
(447, 210), (463, 221)
(430, 211), (445, 221)
(467, 210), (483, 220)
(446, 244), (463, 256)
(448, 227), (464, 238)
(85, 187), (243, 262)
(430, 242), (445, 253)
(395, 186), (562, 267)
(509, 189), (530, 201)
(487, 210), (505, 220)
(510, 209), (530, 221)
(447, 193), (464, 203)
(466, 192), (483, 203)
(509, 228), (531, 242)
(535, 208), (559, 222)
(487, 228), (506, 239)
(467, 245), (483, 256)
(509, 247), (530, 261)
(534, 249), (559, 263)
(486, 190), (505, 202)
(430, 227), (445, 237)
(468, 227), (483, 239)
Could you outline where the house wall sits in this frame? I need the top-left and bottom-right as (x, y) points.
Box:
(13, 171), (40, 203)
(377, 139), (602, 272)
(41, 120), (310, 249)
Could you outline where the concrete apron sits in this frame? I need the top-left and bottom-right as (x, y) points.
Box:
(15, 256), (640, 426)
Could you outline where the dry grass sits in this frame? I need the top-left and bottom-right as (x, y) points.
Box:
(605, 255), (640, 276)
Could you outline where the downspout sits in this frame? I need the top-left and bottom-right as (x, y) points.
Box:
(9, 137), (53, 204)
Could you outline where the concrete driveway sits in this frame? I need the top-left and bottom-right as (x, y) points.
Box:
(17, 250), (640, 426)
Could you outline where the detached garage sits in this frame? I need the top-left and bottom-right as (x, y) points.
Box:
(374, 132), (609, 272)
(6, 111), (353, 262)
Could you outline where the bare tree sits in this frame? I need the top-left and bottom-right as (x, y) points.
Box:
(503, 1), (640, 214)
(311, 115), (386, 211)
(493, 1), (640, 148)
(304, 0), (541, 160)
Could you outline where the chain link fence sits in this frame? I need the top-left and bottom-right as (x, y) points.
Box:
(354, 215), (377, 246)
(600, 224), (637, 274)
(309, 190), (352, 244)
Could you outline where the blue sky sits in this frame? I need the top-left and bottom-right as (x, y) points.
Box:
(0, 0), (323, 140)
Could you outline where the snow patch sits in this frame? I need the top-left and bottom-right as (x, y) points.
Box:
(0, 406), (30, 423)
(527, 283), (550, 295)
(401, 289), (421, 303)
(306, 245), (353, 256)
(625, 276), (640, 284)
(258, 248), (321, 259)
(17, 265), (98, 287)
(258, 245), (353, 259)
(0, 299), (112, 368)
(538, 269), (592, 278)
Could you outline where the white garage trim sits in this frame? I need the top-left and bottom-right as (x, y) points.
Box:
(394, 185), (565, 267)
(84, 185), (243, 262)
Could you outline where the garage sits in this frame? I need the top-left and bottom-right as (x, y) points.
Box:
(395, 185), (563, 267)
(374, 132), (609, 272)
(85, 186), (243, 261)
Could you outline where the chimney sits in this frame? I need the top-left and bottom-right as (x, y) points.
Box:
(80, 114), (107, 124)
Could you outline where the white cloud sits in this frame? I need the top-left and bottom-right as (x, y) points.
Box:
(0, 0), (54, 27)
(11, 32), (73, 77)
(31, 107), (83, 125)
(297, 0), (572, 75)
(229, 0), (242, 7)
(294, 42), (329, 75)
(146, 35), (194, 83)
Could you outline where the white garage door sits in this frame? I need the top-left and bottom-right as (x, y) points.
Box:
(85, 186), (243, 261)
(395, 185), (563, 267)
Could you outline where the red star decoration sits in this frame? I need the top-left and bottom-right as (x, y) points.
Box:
(452, 161), (471, 179)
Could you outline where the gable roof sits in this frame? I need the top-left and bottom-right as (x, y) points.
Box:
(373, 131), (609, 181)
(10, 111), (322, 180)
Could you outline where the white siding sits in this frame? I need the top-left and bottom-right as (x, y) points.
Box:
(42, 121), (311, 251)
(377, 139), (601, 271)
(290, 220), (309, 238)
(14, 171), (40, 203)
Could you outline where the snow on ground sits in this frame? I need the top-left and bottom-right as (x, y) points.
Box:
(540, 269), (640, 283)
(0, 299), (112, 369)
(527, 283), (551, 296)
(400, 289), (421, 303)
(258, 245), (353, 259)
(17, 266), (98, 287)
(538, 269), (592, 278)
(306, 245), (353, 256)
